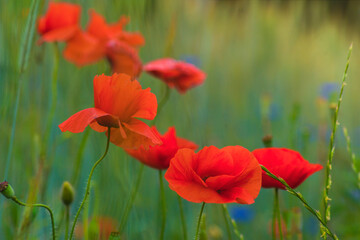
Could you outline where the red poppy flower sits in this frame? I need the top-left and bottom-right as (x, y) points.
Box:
(252, 148), (323, 189)
(38, 2), (81, 43)
(63, 10), (144, 77)
(125, 127), (198, 169)
(164, 146), (262, 204)
(144, 58), (206, 94)
(58, 73), (161, 149)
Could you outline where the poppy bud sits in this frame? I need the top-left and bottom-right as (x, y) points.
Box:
(61, 181), (75, 206)
(262, 135), (273, 148)
(0, 181), (15, 199)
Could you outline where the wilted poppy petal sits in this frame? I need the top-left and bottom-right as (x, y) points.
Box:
(59, 108), (111, 133)
(63, 31), (105, 65)
(144, 58), (206, 94)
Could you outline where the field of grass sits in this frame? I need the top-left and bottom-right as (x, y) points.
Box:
(1, 0), (360, 239)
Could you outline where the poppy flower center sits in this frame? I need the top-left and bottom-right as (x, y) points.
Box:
(96, 115), (119, 128)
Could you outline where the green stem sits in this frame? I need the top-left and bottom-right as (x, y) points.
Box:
(69, 127), (111, 240)
(159, 170), (166, 240)
(195, 202), (206, 240)
(343, 127), (360, 188)
(11, 197), (55, 240)
(118, 163), (145, 233)
(261, 165), (338, 240)
(65, 206), (70, 240)
(222, 204), (244, 240)
(177, 195), (187, 240)
(322, 43), (352, 239)
(222, 205), (232, 240)
(272, 189), (276, 240)
(275, 188), (283, 240)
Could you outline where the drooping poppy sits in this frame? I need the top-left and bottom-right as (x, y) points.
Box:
(125, 126), (198, 169)
(252, 148), (323, 189)
(64, 10), (144, 77)
(164, 146), (262, 204)
(38, 2), (81, 43)
(59, 73), (161, 149)
(144, 58), (206, 94)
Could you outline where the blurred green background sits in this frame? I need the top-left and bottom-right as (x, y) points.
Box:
(1, 0), (360, 239)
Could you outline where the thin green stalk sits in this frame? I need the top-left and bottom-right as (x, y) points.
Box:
(195, 202), (206, 240)
(275, 188), (283, 240)
(177, 195), (187, 240)
(342, 127), (360, 188)
(159, 170), (166, 240)
(1, 0), (40, 235)
(11, 197), (55, 240)
(69, 127), (111, 240)
(222, 204), (244, 240)
(118, 163), (145, 233)
(322, 43), (352, 239)
(71, 128), (91, 187)
(272, 189), (277, 240)
(261, 165), (338, 240)
(65, 206), (70, 240)
(222, 205), (232, 240)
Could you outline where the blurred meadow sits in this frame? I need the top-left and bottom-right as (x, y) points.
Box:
(1, 0), (360, 239)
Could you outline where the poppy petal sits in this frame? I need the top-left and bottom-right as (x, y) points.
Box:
(63, 31), (105, 65)
(59, 108), (110, 133)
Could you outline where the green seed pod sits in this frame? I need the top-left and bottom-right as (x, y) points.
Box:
(0, 181), (15, 199)
(61, 181), (75, 206)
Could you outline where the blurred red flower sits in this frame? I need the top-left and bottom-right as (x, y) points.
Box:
(75, 216), (118, 240)
(252, 148), (323, 189)
(64, 10), (144, 77)
(125, 126), (198, 169)
(164, 146), (262, 204)
(59, 73), (161, 149)
(144, 58), (206, 94)
(38, 2), (81, 43)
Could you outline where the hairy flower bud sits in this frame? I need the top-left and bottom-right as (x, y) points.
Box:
(0, 181), (15, 199)
(61, 181), (75, 206)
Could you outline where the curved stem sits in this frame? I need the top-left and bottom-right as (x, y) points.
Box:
(222, 205), (232, 240)
(222, 204), (244, 240)
(159, 170), (166, 240)
(11, 197), (56, 240)
(118, 163), (145, 233)
(261, 165), (338, 240)
(65, 206), (70, 240)
(195, 202), (206, 240)
(69, 127), (111, 240)
(177, 195), (187, 240)
(275, 188), (283, 240)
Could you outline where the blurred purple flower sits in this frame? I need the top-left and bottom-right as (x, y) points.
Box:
(319, 83), (339, 100)
(269, 103), (281, 121)
(180, 55), (201, 67)
(229, 206), (254, 222)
